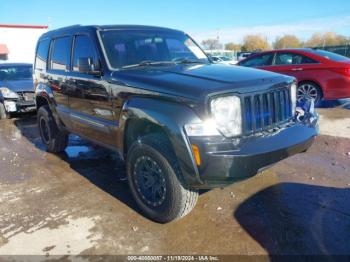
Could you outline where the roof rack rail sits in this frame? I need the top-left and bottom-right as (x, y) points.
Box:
(49, 24), (81, 32)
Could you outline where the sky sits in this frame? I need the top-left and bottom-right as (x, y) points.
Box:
(1, 0), (350, 44)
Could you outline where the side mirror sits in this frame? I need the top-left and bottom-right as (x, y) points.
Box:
(78, 57), (101, 76)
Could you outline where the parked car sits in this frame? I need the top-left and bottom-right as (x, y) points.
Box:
(34, 25), (318, 223)
(0, 63), (35, 119)
(237, 52), (253, 61)
(211, 55), (237, 65)
(237, 48), (350, 105)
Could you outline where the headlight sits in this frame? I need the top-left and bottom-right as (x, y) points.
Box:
(184, 119), (221, 136)
(290, 83), (297, 116)
(0, 87), (19, 99)
(184, 95), (242, 137)
(211, 95), (242, 137)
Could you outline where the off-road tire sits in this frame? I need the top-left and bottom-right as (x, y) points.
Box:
(0, 103), (9, 119)
(126, 134), (198, 223)
(37, 105), (68, 153)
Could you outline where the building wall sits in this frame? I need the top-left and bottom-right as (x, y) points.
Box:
(0, 25), (48, 64)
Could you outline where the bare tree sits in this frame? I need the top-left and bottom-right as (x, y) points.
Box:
(225, 42), (241, 51)
(305, 32), (349, 47)
(241, 35), (270, 52)
(201, 39), (223, 50)
(273, 35), (301, 49)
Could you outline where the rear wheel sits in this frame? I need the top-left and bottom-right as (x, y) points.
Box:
(126, 134), (198, 223)
(297, 82), (322, 106)
(0, 103), (9, 119)
(37, 105), (68, 153)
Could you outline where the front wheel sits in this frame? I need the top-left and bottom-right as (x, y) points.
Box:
(297, 82), (322, 106)
(126, 134), (198, 223)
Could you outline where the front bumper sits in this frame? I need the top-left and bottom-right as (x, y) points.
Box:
(189, 123), (317, 188)
(3, 99), (36, 113)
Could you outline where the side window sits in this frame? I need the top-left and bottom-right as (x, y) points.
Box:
(274, 53), (318, 65)
(49, 36), (71, 71)
(301, 55), (319, 64)
(274, 53), (297, 65)
(240, 54), (273, 67)
(72, 35), (98, 72)
(35, 39), (50, 70)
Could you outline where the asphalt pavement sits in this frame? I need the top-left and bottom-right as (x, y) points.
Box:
(0, 104), (349, 257)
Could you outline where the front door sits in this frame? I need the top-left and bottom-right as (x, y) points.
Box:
(268, 52), (318, 79)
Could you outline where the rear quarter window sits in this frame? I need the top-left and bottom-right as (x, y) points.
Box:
(301, 55), (318, 64)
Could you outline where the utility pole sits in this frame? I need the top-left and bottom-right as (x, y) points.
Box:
(47, 17), (52, 29)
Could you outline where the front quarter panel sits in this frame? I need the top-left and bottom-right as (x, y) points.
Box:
(120, 97), (204, 187)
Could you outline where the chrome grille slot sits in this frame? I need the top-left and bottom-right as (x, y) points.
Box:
(17, 92), (35, 101)
(243, 87), (292, 135)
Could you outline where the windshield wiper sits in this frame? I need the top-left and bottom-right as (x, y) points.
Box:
(172, 58), (206, 64)
(121, 60), (173, 69)
(120, 58), (205, 69)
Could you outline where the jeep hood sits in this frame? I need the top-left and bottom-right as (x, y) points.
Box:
(111, 63), (293, 101)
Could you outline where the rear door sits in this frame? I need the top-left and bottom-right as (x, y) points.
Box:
(67, 33), (115, 146)
(270, 52), (320, 79)
(47, 36), (72, 128)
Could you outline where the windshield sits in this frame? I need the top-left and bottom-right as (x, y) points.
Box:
(99, 29), (209, 69)
(0, 65), (33, 81)
(311, 49), (350, 62)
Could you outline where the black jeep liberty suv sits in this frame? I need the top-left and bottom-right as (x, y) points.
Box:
(34, 25), (318, 223)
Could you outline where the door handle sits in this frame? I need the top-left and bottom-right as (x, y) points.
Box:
(291, 67), (303, 71)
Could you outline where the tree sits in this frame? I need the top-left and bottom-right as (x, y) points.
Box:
(201, 39), (222, 50)
(241, 35), (270, 52)
(273, 35), (301, 49)
(225, 42), (241, 51)
(305, 32), (349, 47)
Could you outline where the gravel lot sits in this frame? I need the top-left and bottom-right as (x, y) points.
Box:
(0, 103), (349, 257)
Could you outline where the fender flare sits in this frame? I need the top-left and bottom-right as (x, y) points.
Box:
(35, 82), (64, 128)
(120, 97), (204, 188)
(0, 93), (4, 103)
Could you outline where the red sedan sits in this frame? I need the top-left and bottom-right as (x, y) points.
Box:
(237, 48), (350, 105)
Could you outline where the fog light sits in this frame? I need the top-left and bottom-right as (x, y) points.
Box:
(4, 101), (17, 112)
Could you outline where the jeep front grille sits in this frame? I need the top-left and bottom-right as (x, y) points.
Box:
(242, 87), (293, 135)
(17, 92), (35, 102)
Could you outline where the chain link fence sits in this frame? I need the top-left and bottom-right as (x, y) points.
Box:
(312, 45), (350, 58)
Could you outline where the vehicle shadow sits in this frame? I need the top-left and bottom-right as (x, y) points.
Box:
(13, 115), (141, 214)
(13, 116), (209, 219)
(234, 182), (350, 257)
(317, 98), (350, 109)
